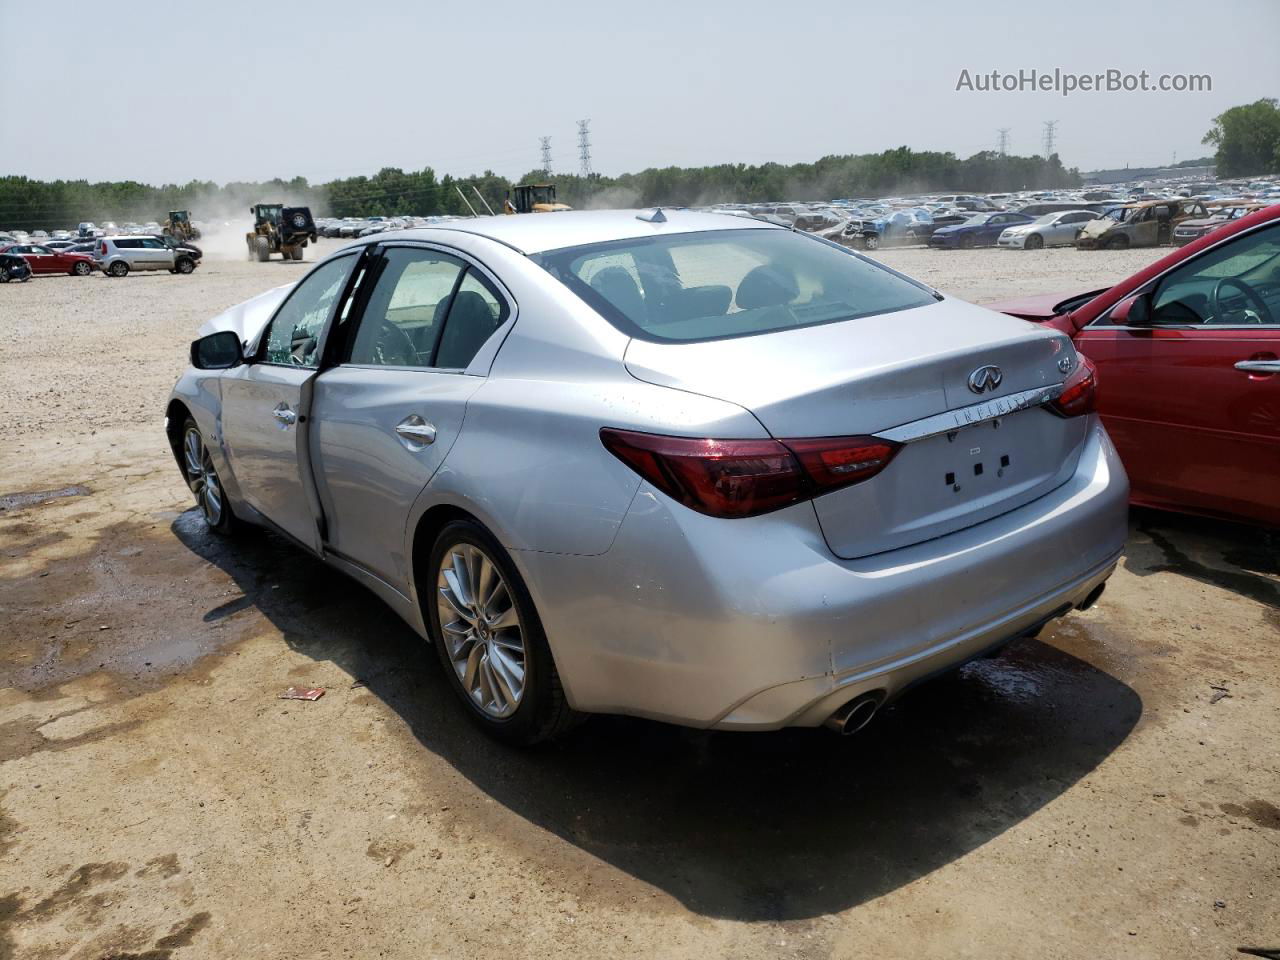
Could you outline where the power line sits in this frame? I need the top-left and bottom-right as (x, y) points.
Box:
(577, 119), (592, 178)
(997, 128), (1010, 157)
(1042, 120), (1058, 159)
(539, 136), (552, 175)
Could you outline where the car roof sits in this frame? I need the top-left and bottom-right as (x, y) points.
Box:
(367, 209), (779, 255)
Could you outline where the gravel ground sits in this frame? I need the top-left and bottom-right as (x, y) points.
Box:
(1, 237), (1277, 959)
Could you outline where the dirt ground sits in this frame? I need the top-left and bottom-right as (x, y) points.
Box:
(1, 238), (1277, 960)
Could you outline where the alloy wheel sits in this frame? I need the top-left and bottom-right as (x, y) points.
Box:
(183, 427), (224, 527)
(436, 543), (527, 719)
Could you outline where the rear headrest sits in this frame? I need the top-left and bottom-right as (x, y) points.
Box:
(736, 265), (798, 309)
(590, 266), (646, 319)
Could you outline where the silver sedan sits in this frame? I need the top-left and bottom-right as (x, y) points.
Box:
(167, 211), (1128, 743)
(998, 210), (1098, 249)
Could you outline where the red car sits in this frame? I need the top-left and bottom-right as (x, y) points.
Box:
(986, 203), (1280, 527)
(0, 242), (96, 277)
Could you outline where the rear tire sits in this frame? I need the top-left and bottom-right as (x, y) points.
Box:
(256, 236), (271, 262)
(291, 247), (304, 261)
(425, 519), (580, 745)
(72, 261), (93, 276)
(108, 261), (129, 277)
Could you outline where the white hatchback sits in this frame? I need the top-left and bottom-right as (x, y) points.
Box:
(96, 235), (198, 277)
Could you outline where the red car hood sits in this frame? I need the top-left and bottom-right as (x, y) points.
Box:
(981, 290), (1076, 322)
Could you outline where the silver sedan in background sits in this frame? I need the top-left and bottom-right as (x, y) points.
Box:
(167, 211), (1127, 744)
(998, 210), (1098, 249)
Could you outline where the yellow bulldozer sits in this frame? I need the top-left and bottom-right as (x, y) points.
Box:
(504, 183), (571, 214)
(162, 210), (200, 242)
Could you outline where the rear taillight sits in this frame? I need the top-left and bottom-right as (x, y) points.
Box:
(99, 242), (107, 254)
(600, 428), (899, 519)
(1048, 354), (1098, 417)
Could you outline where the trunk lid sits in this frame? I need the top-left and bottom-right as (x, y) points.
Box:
(623, 298), (1087, 558)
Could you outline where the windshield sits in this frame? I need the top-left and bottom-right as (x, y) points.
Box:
(1105, 207), (1131, 222)
(533, 228), (937, 344)
(1033, 213), (1060, 225)
(963, 214), (992, 225)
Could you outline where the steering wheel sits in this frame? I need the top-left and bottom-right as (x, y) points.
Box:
(373, 321), (420, 366)
(1210, 277), (1272, 325)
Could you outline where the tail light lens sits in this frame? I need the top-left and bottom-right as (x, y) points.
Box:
(1049, 354), (1098, 417)
(600, 428), (900, 519)
(99, 242), (107, 254)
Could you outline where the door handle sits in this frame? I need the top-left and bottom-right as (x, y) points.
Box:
(395, 414), (436, 447)
(1235, 360), (1280, 374)
(272, 403), (297, 426)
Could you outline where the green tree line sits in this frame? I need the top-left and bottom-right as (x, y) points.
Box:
(0, 147), (1082, 231)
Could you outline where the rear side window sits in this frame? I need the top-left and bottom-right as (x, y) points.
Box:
(345, 247), (509, 370)
(534, 228), (936, 343)
(348, 248), (466, 367)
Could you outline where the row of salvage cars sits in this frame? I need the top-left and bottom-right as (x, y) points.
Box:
(807, 199), (1272, 253)
(166, 203), (1279, 745)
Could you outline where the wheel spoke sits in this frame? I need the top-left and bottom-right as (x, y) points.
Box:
(462, 643), (483, 695)
(488, 602), (518, 632)
(439, 571), (477, 623)
(183, 431), (202, 477)
(450, 550), (474, 610)
(476, 555), (497, 613)
(489, 646), (525, 694)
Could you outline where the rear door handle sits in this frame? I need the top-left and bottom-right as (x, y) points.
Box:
(272, 403), (297, 426)
(1235, 360), (1280, 374)
(395, 414), (436, 447)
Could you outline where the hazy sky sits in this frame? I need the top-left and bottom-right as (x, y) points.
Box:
(3, 0), (1277, 185)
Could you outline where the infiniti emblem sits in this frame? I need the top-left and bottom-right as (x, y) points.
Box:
(1058, 355), (1074, 374)
(967, 365), (1003, 394)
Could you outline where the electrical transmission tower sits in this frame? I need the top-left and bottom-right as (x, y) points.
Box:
(577, 119), (592, 178)
(539, 136), (552, 174)
(1042, 120), (1058, 159)
(997, 128), (1010, 157)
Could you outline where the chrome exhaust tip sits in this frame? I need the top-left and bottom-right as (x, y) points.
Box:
(823, 691), (883, 736)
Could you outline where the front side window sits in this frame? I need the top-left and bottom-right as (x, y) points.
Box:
(262, 254), (358, 367)
(535, 227), (936, 343)
(1150, 223), (1280, 326)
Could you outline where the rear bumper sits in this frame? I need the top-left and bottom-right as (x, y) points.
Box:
(516, 418), (1129, 729)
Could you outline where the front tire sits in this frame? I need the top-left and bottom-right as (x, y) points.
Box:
(175, 256), (195, 274)
(959, 234), (976, 249)
(426, 520), (578, 744)
(181, 419), (236, 535)
(1024, 233), (1044, 250)
(863, 233), (880, 250)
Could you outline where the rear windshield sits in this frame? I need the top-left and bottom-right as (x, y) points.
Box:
(533, 228), (937, 343)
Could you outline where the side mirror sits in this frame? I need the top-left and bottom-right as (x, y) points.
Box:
(191, 331), (244, 369)
(1110, 292), (1152, 326)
